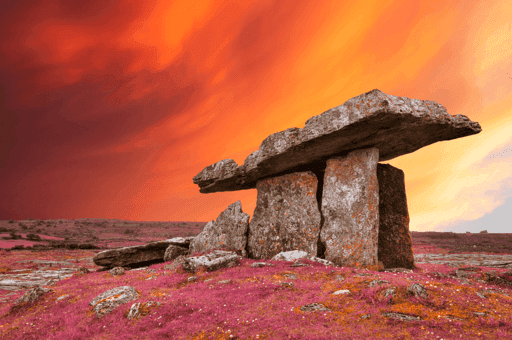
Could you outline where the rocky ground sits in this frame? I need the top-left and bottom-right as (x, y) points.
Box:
(2, 252), (512, 305)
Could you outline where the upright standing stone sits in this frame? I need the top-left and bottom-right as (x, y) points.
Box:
(377, 164), (415, 269)
(188, 201), (250, 257)
(319, 148), (380, 269)
(246, 171), (322, 261)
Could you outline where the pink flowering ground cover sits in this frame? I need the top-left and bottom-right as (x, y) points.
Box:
(1, 220), (512, 339)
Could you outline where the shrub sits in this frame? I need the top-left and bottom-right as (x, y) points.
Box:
(426, 232), (461, 239)
(0, 227), (12, 232)
(12, 245), (24, 250)
(8, 219), (14, 224)
(78, 243), (99, 249)
(125, 228), (135, 234)
(26, 233), (42, 241)
(21, 225), (28, 230)
(9, 232), (20, 239)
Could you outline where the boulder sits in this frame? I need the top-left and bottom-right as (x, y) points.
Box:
(89, 286), (140, 319)
(93, 236), (195, 268)
(188, 201), (250, 257)
(377, 163), (415, 269)
(14, 286), (53, 305)
(318, 148), (380, 269)
(163, 244), (189, 262)
(246, 171), (322, 261)
(127, 301), (161, 320)
(194, 89), (481, 193)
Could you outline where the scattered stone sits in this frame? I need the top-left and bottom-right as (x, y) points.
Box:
(246, 171), (322, 261)
(89, 286), (140, 319)
(366, 279), (390, 288)
(14, 286), (53, 305)
(127, 301), (161, 320)
(377, 163), (415, 269)
(383, 268), (413, 273)
(109, 267), (125, 276)
(319, 149), (379, 269)
(407, 283), (428, 299)
(189, 201), (250, 258)
(56, 294), (69, 301)
(480, 230), (488, 234)
(382, 312), (421, 321)
(193, 89), (481, 193)
(380, 287), (397, 299)
(75, 267), (90, 276)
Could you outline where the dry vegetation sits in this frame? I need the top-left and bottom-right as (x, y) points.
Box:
(1, 219), (512, 339)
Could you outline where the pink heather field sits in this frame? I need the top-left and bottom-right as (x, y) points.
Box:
(1, 219), (512, 339)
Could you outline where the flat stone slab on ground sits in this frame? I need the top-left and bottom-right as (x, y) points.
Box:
(414, 253), (512, 268)
(93, 237), (195, 267)
(0, 268), (77, 291)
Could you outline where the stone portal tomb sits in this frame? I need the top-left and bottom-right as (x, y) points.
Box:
(189, 89), (481, 270)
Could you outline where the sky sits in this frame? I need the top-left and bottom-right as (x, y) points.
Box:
(1, 0), (511, 233)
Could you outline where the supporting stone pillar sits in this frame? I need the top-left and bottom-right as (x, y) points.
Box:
(319, 148), (380, 269)
(246, 171), (322, 261)
(377, 164), (415, 269)
(188, 200), (250, 258)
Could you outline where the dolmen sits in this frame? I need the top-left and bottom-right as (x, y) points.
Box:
(191, 89), (481, 270)
(94, 89), (481, 273)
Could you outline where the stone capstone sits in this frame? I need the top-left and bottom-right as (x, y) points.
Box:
(188, 200), (250, 258)
(246, 171), (322, 261)
(377, 163), (415, 269)
(93, 236), (196, 268)
(194, 89), (481, 193)
(319, 148), (380, 269)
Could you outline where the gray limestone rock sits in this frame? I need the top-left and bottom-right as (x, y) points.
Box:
(89, 286), (140, 319)
(188, 200), (250, 257)
(127, 301), (161, 320)
(181, 250), (243, 274)
(246, 171), (322, 261)
(194, 89), (481, 193)
(319, 148), (380, 269)
(14, 286), (54, 305)
(377, 163), (415, 269)
(93, 236), (195, 268)
(163, 244), (190, 262)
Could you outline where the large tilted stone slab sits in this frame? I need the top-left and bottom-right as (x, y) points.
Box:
(377, 163), (415, 269)
(188, 200), (250, 257)
(93, 237), (196, 268)
(194, 89), (481, 193)
(319, 148), (380, 270)
(246, 171), (322, 260)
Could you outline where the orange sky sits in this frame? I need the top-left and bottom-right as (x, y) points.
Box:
(1, 0), (511, 232)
